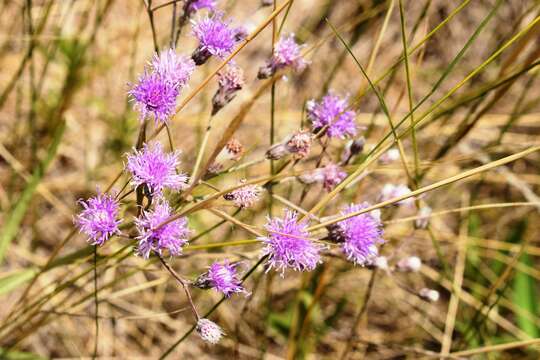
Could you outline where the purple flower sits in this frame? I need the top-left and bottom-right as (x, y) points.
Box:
(75, 192), (122, 246)
(196, 318), (224, 344)
(321, 163), (346, 191)
(258, 34), (308, 78)
(129, 72), (179, 125)
(135, 200), (190, 259)
(212, 63), (245, 115)
(191, 13), (238, 65)
(150, 49), (195, 88)
(259, 209), (324, 275)
(206, 261), (246, 297)
(187, 0), (217, 13)
(307, 92), (357, 139)
(126, 142), (188, 195)
(329, 203), (384, 265)
(223, 180), (262, 208)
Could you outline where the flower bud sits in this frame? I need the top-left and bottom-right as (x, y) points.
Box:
(415, 206), (432, 229)
(419, 288), (440, 302)
(397, 256), (422, 272)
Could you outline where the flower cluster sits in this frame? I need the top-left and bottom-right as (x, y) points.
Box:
(75, 192), (122, 246)
(260, 210), (325, 275)
(126, 142), (188, 195)
(192, 13), (239, 65)
(129, 49), (194, 125)
(307, 92), (357, 139)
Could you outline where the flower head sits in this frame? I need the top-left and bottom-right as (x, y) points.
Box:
(258, 34), (308, 78)
(150, 49), (195, 88)
(196, 318), (224, 344)
(129, 72), (179, 124)
(201, 260), (247, 297)
(188, 0), (217, 13)
(223, 180), (262, 208)
(321, 163), (346, 191)
(329, 202), (384, 265)
(212, 63), (245, 114)
(126, 142), (188, 195)
(307, 92), (357, 139)
(260, 209), (324, 275)
(192, 13), (238, 64)
(135, 200), (190, 259)
(75, 192), (122, 246)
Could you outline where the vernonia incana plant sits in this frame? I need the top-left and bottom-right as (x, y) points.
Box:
(68, 0), (465, 355)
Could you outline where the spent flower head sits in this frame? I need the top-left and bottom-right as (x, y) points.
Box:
(75, 192), (122, 246)
(223, 179), (262, 208)
(380, 183), (415, 206)
(260, 209), (324, 275)
(129, 72), (178, 125)
(196, 318), (224, 344)
(307, 92), (357, 139)
(329, 202), (384, 265)
(135, 200), (190, 259)
(126, 142), (188, 195)
(212, 62), (245, 115)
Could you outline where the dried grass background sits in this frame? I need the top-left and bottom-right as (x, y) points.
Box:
(0, 0), (540, 359)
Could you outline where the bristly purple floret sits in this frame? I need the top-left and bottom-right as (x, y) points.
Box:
(150, 49), (195, 88)
(272, 34), (308, 71)
(129, 72), (179, 125)
(75, 192), (122, 246)
(207, 261), (246, 297)
(257, 33), (308, 79)
(135, 200), (190, 259)
(259, 209), (325, 275)
(334, 202), (384, 265)
(307, 92), (357, 139)
(126, 142), (188, 195)
(192, 13), (238, 63)
(188, 0), (217, 12)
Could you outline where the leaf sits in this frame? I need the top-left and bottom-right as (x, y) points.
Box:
(0, 269), (38, 296)
(513, 252), (539, 338)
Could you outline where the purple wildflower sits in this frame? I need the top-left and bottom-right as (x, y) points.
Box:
(259, 209), (324, 275)
(212, 63), (245, 115)
(258, 34), (308, 79)
(191, 13), (238, 65)
(135, 200), (190, 259)
(126, 142), (188, 195)
(129, 72), (179, 125)
(206, 261), (246, 297)
(321, 163), (346, 191)
(196, 318), (224, 344)
(75, 192), (122, 246)
(329, 203), (384, 265)
(223, 180), (262, 208)
(307, 92), (357, 139)
(150, 49), (195, 88)
(187, 0), (217, 13)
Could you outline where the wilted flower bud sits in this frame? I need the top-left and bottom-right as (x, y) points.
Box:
(223, 179), (262, 208)
(379, 148), (400, 164)
(212, 63), (245, 115)
(415, 206), (432, 229)
(208, 138), (244, 173)
(298, 163), (346, 191)
(196, 318), (224, 344)
(419, 288), (440, 302)
(380, 183), (415, 207)
(341, 137), (365, 163)
(261, 0), (273, 6)
(265, 130), (312, 160)
(397, 256), (422, 272)
(368, 256), (389, 270)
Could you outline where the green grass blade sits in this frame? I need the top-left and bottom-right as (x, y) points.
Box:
(0, 121), (66, 263)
